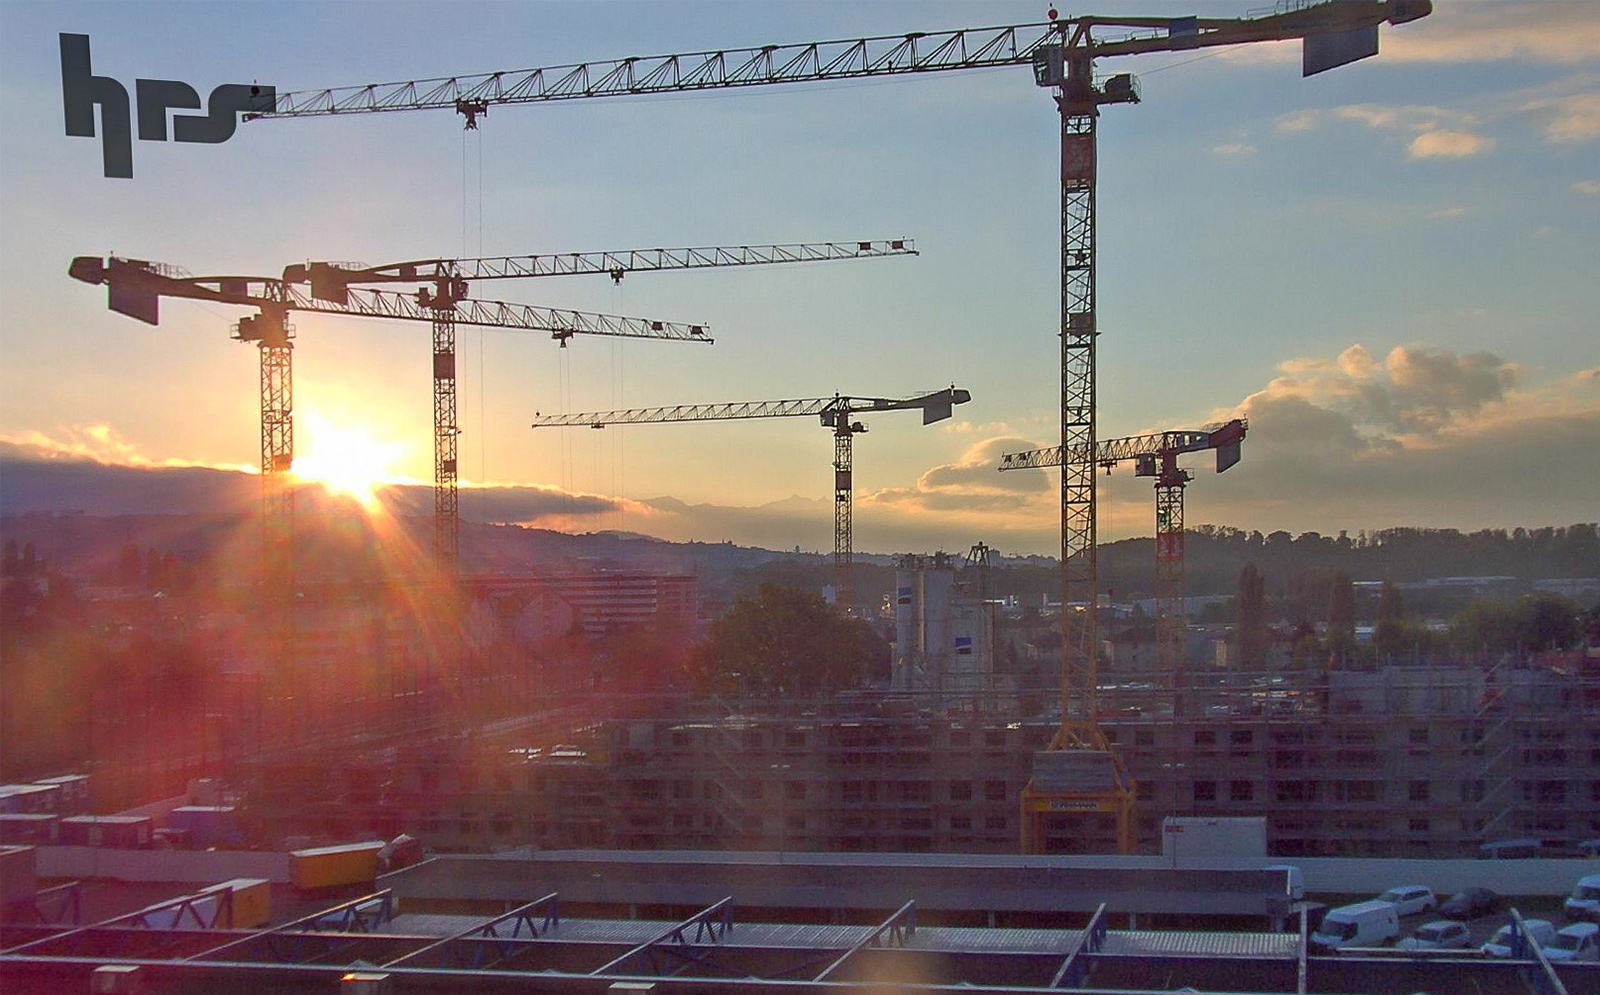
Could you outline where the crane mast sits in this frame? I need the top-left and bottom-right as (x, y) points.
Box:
(530, 389), (970, 609)
(241, 0), (1430, 853)
(287, 240), (915, 567)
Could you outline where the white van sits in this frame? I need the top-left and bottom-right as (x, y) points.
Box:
(1310, 900), (1400, 951)
(1482, 919), (1556, 957)
(1565, 873), (1600, 922)
(1543, 923), (1600, 963)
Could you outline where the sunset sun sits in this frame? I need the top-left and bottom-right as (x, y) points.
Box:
(291, 412), (407, 509)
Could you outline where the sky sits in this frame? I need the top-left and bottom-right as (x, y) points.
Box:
(1, 0), (1596, 558)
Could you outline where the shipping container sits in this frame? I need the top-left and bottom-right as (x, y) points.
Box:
(59, 815), (152, 849)
(198, 878), (271, 927)
(30, 775), (90, 814)
(167, 806), (242, 847)
(0, 813), (59, 845)
(290, 841), (384, 891)
(0, 783), (61, 815)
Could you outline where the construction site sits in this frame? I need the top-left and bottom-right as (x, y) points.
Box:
(8, 1), (1600, 993)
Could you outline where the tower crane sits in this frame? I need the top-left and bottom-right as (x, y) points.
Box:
(281, 239), (916, 566)
(528, 388), (971, 610)
(68, 254), (710, 589)
(244, 0), (1430, 852)
(1000, 418), (1247, 722)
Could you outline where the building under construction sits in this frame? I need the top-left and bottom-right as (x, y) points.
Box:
(237, 653), (1600, 860)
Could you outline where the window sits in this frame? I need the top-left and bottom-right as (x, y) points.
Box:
(1230, 780), (1254, 802)
(903, 781), (932, 803)
(785, 781), (806, 802)
(1194, 780), (1217, 802)
(1230, 729), (1253, 746)
(950, 729), (970, 748)
(1194, 730), (1216, 747)
(985, 815), (1008, 831)
(950, 780), (972, 802)
(785, 730), (806, 749)
(1409, 727), (1429, 745)
(1135, 730), (1154, 747)
(984, 730), (1007, 749)
(672, 779), (693, 800)
(842, 782), (863, 804)
(984, 780), (1008, 802)
(1409, 780), (1429, 803)
(950, 815), (972, 831)
(1409, 817), (1429, 833)
(1136, 781), (1155, 801)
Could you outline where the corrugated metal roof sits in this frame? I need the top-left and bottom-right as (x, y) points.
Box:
(382, 915), (1088, 955)
(1101, 929), (1296, 958)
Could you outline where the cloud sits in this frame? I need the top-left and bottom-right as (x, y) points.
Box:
(1408, 129), (1495, 158)
(1212, 142), (1258, 157)
(0, 424), (255, 473)
(1194, 346), (1600, 534)
(1279, 102), (1494, 159)
(1275, 109), (1320, 134)
(1428, 206), (1469, 219)
(1236, 343), (1520, 438)
(1573, 179), (1600, 195)
(1381, 2), (1600, 66)
(1522, 91), (1600, 142)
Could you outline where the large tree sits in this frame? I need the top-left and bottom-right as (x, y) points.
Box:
(1326, 570), (1357, 667)
(1373, 579), (1406, 661)
(688, 583), (887, 694)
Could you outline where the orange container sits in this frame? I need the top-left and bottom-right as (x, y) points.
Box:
(290, 841), (383, 890)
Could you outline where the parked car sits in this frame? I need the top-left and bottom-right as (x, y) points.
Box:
(1565, 874), (1600, 922)
(1437, 888), (1501, 920)
(1396, 920), (1472, 951)
(1482, 919), (1555, 958)
(1478, 837), (1584, 859)
(1310, 901), (1401, 952)
(1376, 885), (1437, 917)
(1543, 923), (1600, 963)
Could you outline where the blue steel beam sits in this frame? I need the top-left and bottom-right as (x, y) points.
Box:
(0, 948), (1553, 994)
(185, 890), (394, 963)
(813, 900), (917, 982)
(1049, 902), (1106, 989)
(1514, 908), (1571, 995)
(383, 892), (560, 970)
(2, 886), (233, 956)
(591, 897), (736, 977)
(1296, 906), (1308, 995)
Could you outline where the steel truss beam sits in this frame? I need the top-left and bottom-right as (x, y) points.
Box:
(1049, 903), (1107, 989)
(292, 240), (916, 290)
(256, 26), (1059, 116)
(814, 900), (917, 982)
(188, 890), (394, 964)
(3, 887), (234, 957)
(384, 893), (560, 970)
(591, 897), (735, 977)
